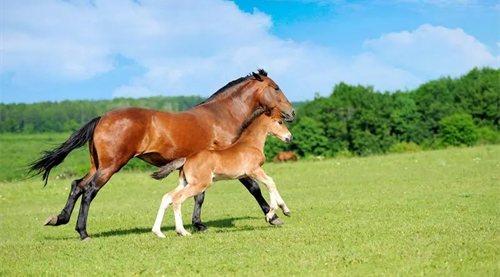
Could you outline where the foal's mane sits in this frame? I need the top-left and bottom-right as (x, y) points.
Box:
(230, 107), (269, 143)
(196, 69), (268, 107)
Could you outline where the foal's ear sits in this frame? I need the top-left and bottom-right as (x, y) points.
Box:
(252, 72), (263, 82)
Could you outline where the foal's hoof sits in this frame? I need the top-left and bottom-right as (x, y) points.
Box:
(176, 230), (192, 236)
(152, 230), (166, 238)
(43, 215), (58, 226)
(268, 217), (284, 226)
(283, 211), (291, 217)
(81, 237), (92, 242)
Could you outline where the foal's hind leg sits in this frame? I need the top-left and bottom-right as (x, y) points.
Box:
(152, 173), (187, 238)
(44, 175), (87, 226)
(172, 184), (207, 236)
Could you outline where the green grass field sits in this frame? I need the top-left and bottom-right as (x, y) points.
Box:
(1, 145), (499, 276)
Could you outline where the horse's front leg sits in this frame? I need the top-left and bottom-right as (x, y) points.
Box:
(239, 177), (284, 225)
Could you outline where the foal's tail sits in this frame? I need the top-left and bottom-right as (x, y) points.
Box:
(150, 158), (186, 180)
(27, 117), (101, 187)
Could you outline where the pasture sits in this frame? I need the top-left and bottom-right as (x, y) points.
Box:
(1, 145), (499, 276)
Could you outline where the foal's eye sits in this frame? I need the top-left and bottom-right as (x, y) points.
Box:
(278, 121), (283, 125)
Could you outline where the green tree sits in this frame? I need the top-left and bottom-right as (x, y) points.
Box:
(290, 116), (329, 156)
(439, 113), (479, 147)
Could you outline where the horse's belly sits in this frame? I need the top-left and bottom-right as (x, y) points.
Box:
(137, 153), (170, 167)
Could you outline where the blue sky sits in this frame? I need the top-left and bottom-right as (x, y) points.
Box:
(1, 0), (498, 104)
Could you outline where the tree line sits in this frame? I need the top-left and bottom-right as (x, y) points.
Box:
(263, 67), (500, 159)
(1, 67), (499, 161)
(0, 96), (206, 133)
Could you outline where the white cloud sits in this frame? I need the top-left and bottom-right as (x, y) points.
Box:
(1, 0), (498, 101)
(363, 24), (499, 79)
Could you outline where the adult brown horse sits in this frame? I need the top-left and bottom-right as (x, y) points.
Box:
(28, 69), (295, 240)
(274, 151), (298, 163)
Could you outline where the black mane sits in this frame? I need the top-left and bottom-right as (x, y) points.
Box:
(196, 69), (268, 106)
(231, 107), (269, 143)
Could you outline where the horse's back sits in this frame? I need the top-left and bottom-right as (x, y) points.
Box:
(93, 107), (203, 165)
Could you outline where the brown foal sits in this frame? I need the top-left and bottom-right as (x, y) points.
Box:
(150, 110), (292, 237)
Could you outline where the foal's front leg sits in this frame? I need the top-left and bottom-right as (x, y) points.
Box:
(239, 177), (283, 226)
(249, 168), (290, 221)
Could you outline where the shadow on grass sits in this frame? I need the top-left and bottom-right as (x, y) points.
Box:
(43, 216), (272, 240)
(92, 216), (264, 238)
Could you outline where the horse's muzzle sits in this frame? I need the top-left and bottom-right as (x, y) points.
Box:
(285, 134), (293, 144)
(284, 110), (295, 122)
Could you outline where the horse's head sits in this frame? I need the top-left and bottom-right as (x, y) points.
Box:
(265, 109), (293, 144)
(250, 69), (295, 123)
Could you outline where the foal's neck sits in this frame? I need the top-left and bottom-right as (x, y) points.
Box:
(235, 116), (270, 151)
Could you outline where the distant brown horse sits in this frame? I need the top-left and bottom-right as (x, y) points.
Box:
(150, 109), (292, 237)
(28, 69), (295, 240)
(274, 151), (298, 163)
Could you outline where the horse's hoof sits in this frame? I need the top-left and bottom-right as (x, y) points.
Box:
(283, 211), (291, 217)
(193, 223), (208, 232)
(269, 217), (284, 226)
(44, 215), (58, 226)
(81, 237), (91, 242)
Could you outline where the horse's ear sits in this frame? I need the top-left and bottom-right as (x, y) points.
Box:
(252, 72), (263, 82)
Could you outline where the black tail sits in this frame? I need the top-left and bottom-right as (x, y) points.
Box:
(27, 117), (101, 187)
(150, 158), (186, 180)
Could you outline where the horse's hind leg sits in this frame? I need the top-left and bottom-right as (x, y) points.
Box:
(44, 175), (88, 226)
(75, 166), (119, 240)
(192, 192), (207, 231)
(238, 177), (284, 225)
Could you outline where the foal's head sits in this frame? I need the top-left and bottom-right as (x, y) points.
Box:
(265, 111), (293, 144)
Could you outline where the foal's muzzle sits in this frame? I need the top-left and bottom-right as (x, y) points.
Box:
(285, 134), (293, 144)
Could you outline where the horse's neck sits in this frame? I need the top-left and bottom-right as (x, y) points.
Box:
(197, 82), (260, 133)
(235, 117), (268, 151)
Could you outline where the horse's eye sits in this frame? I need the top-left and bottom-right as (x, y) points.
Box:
(278, 121), (283, 125)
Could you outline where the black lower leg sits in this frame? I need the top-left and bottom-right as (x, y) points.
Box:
(44, 177), (84, 226)
(239, 177), (283, 225)
(75, 185), (99, 240)
(192, 192), (207, 232)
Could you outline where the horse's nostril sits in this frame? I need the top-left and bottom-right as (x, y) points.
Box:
(292, 110), (295, 117)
